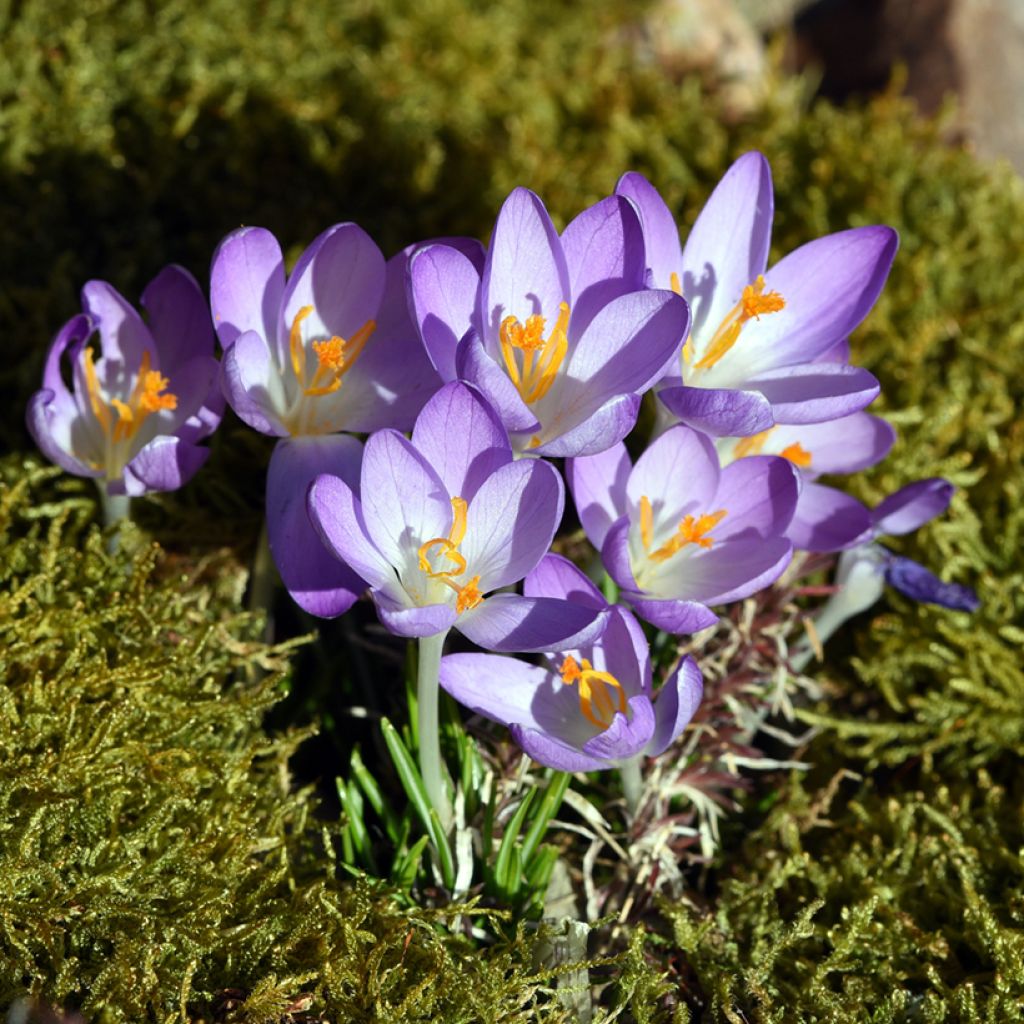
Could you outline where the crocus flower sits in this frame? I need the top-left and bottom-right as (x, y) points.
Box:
(717, 411), (896, 552)
(616, 153), (898, 436)
(791, 477), (978, 670)
(440, 554), (703, 771)
(210, 224), (462, 616)
(569, 424), (799, 633)
(307, 381), (605, 650)
(27, 267), (222, 501)
(409, 188), (690, 456)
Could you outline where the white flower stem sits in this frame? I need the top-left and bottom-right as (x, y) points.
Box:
(619, 755), (644, 817)
(247, 520), (277, 636)
(97, 486), (130, 553)
(417, 630), (452, 830)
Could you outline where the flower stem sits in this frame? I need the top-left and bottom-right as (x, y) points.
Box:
(417, 630), (452, 830)
(619, 755), (643, 817)
(247, 521), (277, 640)
(98, 488), (131, 528)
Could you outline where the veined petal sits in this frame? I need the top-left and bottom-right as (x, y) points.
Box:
(220, 329), (289, 437)
(511, 726), (609, 772)
(746, 412), (895, 475)
(375, 592), (457, 638)
(681, 151), (773, 343)
(456, 330), (540, 434)
(210, 226), (285, 349)
(645, 656), (703, 756)
(657, 384), (774, 438)
(600, 516), (641, 591)
(125, 436), (210, 494)
(141, 264), (215, 372)
(457, 593), (606, 653)
(411, 381), (511, 503)
(885, 556), (979, 612)
(440, 652), (553, 730)
(871, 478), (954, 536)
(787, 482), (872, 553)
(267, 435), (366, 618)
(744, 363), (880, 424)
(581, 695), (655, 762)
(566, 442), (631, 550)
(529, 393), (640, 458)
(524, 553), (607, 610)
(615, 171), (683, 290)
(625, 594), (718, 635)
(82, 279), (154, 379)
(713, 454), (799, 541)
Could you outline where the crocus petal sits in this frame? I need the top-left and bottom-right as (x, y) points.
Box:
(456, 330), (540, 434)
(26, 388), (101, 478)
(440, 653), (553, 731)
(624, 595), (718, 635)
(645, 656), (703, 756)
(740, 226), (899, 371)
(461, 459), (564, 592)
(581, 695), (655, 762)
(480, 187), (569, 347)
(280, 223), (387, 364)
(601, 516), (641, 591)
(885, 556), (980, 612)
(787, 482), (872, 553)
(530, 393), (640, 459)
(220, 329), (289, 437)
(457, 593), (605, 653)
(566, 443), (631, 550)
(267, 436), (366, 618)
(560, 194), (645, 338)
(655, 536), (793, 605)
(359, 429), (451, 569)
(307, 472), (398, 594)
(376, 593), (458, 638)
(82, 280), (152, 373)
(657, 384), (774, 437)
(510, 726), (609, 772)
(871, 478), (954, 535)
(411, 381), (511, 502)
(767, 413), (895, 475)
(141, 264), (215, 372)
(411, 243), (482, 381)
(713, 455), (799, 541)
(680, 151), (773, 342)
(743, 363), (881, 424)
(523, 553), (607, 610)
(125, 436), (210, 493)
(627, 425), (721, 528)
(615, 171), (683, 289)
(210, 226), (286, 349)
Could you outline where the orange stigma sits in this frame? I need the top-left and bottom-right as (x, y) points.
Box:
(417, 497), (482, 613)
(289, 304), (374, 399)
(691, 275), (785, 372)
(499, 302), (570, 404)
(639, 496), (727, 563)
(559, 654), (628, 730)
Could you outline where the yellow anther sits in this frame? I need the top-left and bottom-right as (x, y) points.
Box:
(734, 428), (774, 459)
(692, 275), (785, 372)
(84, 347), (178, 444)
(287, 304), (374, 399)
(648, 509), (727, 563)
(139, 371), (177, 413)
(417, 497), (482, 613)
(559, 654), (628, 730)
(639, 495), (654, 552)
(669, 271), (683, 297)
(455, 575), (483, 614)
(82, 349), (112, 434)
(779, 441), (812, 469)
(312, 336), (346, 370)
(498, 302), (570, 404)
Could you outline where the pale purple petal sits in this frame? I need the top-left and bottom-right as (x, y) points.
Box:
(457, 593), (605, 653)
(523, 553), (606, 610)
(580, 695), (655, 762)
(680, 151), (773, 342)
(768, 413), (894, 475)
(480, 187), (569, 347)
(627, 425), (720, 527)
(359, 429), (451, 568)
(440, 652), (552, 730)
(601, 516), (641, 591)
(411, 243), (482, 381)
(141, 264), (214, 372)
(741, 226), (899, 371)
(713, 455), (799, 541)
(267, 435), (366, 618)
(744, 363), (880, 424)
(615, 171), (683, 289)
(510, 726), (608, 772)
(375, 593), (458, 637)
(885, 556), (979, 612)
(787, 482), (872, 553)
(308, 472), (398, 594)
(125, 436), (210, 493)
(530, 394), (640, 459)
(624, 595), (718, 635)
(461, 459), (563, 591)
(456, 330), (539, 434)
(645, 656), (703, 756)
(411, 381), (511, 502)
(220, 329), (289, 437)
(656, 536), (793, 605)
(657, 384), (774, 437)
(82, 280), (152, 375)
(566, 443), (631, 550)
(872, 478), (954, 536)
(210, 226), (285, 349)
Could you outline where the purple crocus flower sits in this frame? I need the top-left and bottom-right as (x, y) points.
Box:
(568, 423), (799, 633)
(210, 224), (461, 617)
(440, 554), (703, 771)
(717, 411), (896, 552)
(409, 187), (690, 456)
(307, 381), (606, 651)
(27, 267), (222, 502)
(616, 153), (898, 436)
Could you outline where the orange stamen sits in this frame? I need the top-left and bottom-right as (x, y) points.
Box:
(734, 428), (774, 459)
(417, 497), (482, 613)
(499, 302), (570, 404)
(692, 275), (785, 372)
(84, 347), (178, 445)
(639, 495), (654, 551)
(779, 442), (812, 469)
(288, 304), (375, 399)
(648, 509), (727, 563)
(559, 654), (627, 730)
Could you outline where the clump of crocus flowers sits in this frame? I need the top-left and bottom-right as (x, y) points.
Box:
(28, 153), (979, 883)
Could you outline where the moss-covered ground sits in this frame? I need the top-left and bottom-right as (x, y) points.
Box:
(1, 0), (1022, 1020)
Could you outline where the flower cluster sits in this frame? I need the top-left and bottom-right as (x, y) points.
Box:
(28, 153), (978, 822)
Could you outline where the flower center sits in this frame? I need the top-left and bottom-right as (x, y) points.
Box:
(416, 496), (483, 614)
(680, 274), (785, 375)
(733, 429), (812, 468)
(639, 494), (727, 563)
(498, 302), (570, 405)
(83, 348), (178, 446)
(559, 654), (627, 730)
(289, 305), (375, 398)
